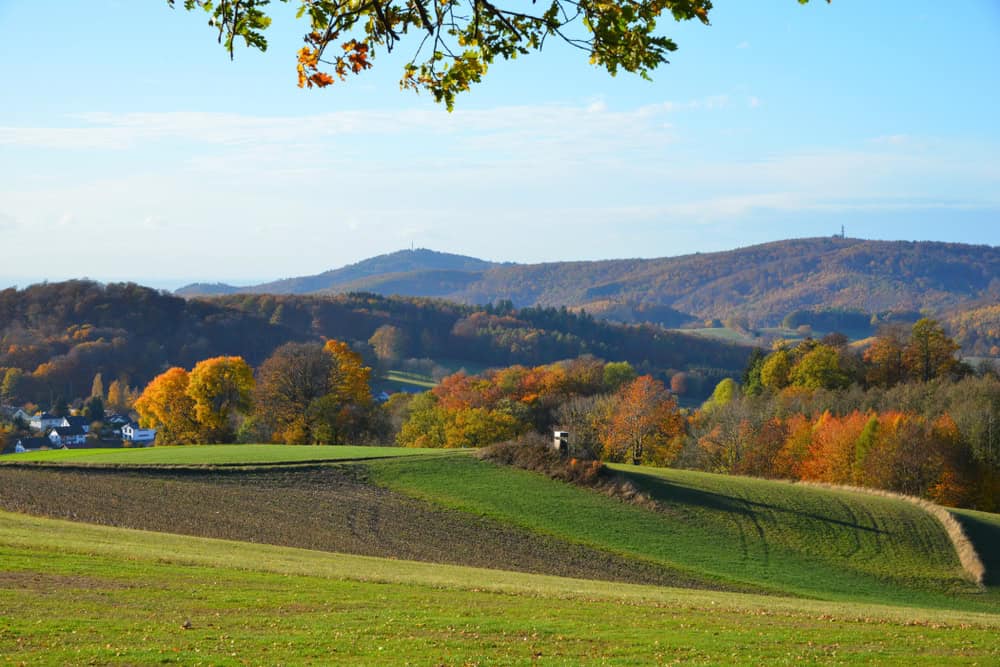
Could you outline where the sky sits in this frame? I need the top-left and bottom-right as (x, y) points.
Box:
(1, 0), (999, 289)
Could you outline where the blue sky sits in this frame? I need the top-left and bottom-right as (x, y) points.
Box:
(1, 1), (998, 288)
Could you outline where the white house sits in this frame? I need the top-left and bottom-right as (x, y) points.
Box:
(121, 422), (156, 444)
(29, 412), (64, 432)
(13, 408), (32, 424)
(48, 426), (87, 447)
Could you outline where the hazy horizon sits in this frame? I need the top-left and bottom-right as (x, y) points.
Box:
(3, 233), (999, 293)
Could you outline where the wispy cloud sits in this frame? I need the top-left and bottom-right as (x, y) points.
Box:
(641, 95), (731, 115)
(0, 95), (738, 152)
(1, 100), (997, 280)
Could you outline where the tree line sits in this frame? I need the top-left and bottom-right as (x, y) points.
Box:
(387, 318), (999, 511)
(690, 319), (999, 510)
(134, 341), (377, 446)
(392, 356), (686, 466)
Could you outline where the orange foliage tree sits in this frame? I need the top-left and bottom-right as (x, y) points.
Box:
(863, 327), (906, 388)
(601, 375), (684, 466)
(397, 358), (630, 450)
(798, 411), (870, 484)
(134, 367), (200, 445)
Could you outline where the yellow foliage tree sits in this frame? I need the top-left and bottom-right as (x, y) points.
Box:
(443, 407), (522, 449)
(396, 392), (448, 448)
(106, 379), (128, 412)
(186, 356), (255, 443)
(134, 367), (200, 445)
(324, 339), (372, 408)
(760, 349), (792, 390)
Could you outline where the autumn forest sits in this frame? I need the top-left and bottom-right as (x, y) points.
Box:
(2, 240), (1000, 511)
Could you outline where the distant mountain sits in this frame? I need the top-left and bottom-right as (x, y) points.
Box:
(177, 239), (1000, 328)
(176, 249), (498, 297)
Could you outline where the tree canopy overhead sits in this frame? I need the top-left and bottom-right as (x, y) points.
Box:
(168, 1), (825, 109)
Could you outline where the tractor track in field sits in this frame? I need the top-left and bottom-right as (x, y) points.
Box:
(0, 464), (738, 592)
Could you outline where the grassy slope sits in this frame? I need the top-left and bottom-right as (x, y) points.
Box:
(4, 446), (994, 612)
(0, 444), (441, 466)
(366, 455), (998, 612)
(0, 464), (706, 588)
(2, 511), (998, 665)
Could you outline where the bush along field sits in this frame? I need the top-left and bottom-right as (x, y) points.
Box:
(1, 445), (998, 664)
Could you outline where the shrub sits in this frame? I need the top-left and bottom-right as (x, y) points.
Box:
(478, 434), (655, 509)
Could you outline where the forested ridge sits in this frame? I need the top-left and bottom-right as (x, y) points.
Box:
(177, 238), (1000, 330)
(0, 281), (748, 407)
(0, 281), (304, 405)
(946, 304), (1000, 357)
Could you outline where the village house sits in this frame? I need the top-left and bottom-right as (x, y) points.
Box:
(47, 425), (87, 447)
(121, 422), (156, 445)
(105, 413), (129, 429)
(63, 415), (91, 433)
(0, 406), (32, 424)
(29, 412), (65, 431)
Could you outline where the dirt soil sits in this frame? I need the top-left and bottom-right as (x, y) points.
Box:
(0, 464), (724, 590)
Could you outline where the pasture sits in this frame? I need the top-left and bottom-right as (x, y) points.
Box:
(368, 455), (997, 611)
(1, 444), (998, 663)
(2, 511), (999, 665)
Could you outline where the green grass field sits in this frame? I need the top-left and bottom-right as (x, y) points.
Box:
(366, 455), (998, 612)
(2, 445), (999, 663)
(0, 444), (441, 466)
(383, 369), (438, 388)
(670, 326), (760, 344)
(2, 511), (998, 665)
(671, 326), (874, 347)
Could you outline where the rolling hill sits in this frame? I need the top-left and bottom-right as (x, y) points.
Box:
(176, 248), (498, 297)
(2, 447), (995, 610)
(176, 238), (1000, 329)
(3, 446), (999, 663)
